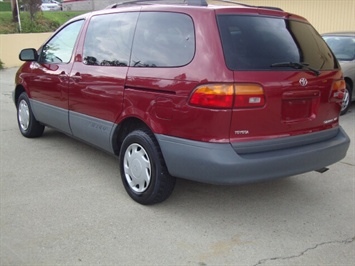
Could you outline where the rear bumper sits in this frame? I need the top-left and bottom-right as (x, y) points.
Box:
(156, 127), (350, 185)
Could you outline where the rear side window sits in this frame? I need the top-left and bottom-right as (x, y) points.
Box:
(83, 12), (138, 66)
(217, 15), (338, 71)
(130, 12), (195, 67)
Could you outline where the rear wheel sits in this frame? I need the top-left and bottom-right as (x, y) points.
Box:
(119, 129), (176, 205)
(340, 83), (352, 115)
(17, 92), (44, 138)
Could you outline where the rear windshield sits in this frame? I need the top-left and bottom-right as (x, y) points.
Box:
(217, 15), (338, 71)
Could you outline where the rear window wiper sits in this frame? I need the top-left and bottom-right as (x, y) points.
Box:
(271, 62), (321, 76)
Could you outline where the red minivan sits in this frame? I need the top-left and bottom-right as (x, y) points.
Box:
(14, 0), (350, 204)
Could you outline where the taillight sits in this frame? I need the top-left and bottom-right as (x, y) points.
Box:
(189, 83), (265, 109)
(189, 84), (234, 108)
(330, 79), (346, 102)
(234, 84), (265, 108)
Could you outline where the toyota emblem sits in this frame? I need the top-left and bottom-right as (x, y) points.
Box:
(299, 78), (308, 86)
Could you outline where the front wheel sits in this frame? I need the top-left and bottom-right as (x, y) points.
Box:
(119, 129), (176, 205)
(17, 92), (44, 138)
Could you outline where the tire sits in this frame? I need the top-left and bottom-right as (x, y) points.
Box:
(17, 92), (45, 138)
(340, 83), (352, 115)
(119, 129), (176, 205)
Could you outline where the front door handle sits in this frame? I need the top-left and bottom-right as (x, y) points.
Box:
(58, 71), (67, 82)
(71, 72), (82, 82)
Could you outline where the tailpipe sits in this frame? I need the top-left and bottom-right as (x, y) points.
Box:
(315, 167), (329, 174)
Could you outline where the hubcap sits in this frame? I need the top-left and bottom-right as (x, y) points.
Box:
(18, 99), (30, 131)
(341, 89), (350, 112)
(123, 143), (151, 193)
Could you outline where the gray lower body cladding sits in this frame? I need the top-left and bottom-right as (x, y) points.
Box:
(156, 127), (350, 185)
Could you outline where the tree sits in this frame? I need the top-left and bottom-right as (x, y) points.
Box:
(10, 0), (18, 22)
(22, 0), (42, 21)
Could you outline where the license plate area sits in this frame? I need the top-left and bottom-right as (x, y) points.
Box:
(282, 90), (320, 122)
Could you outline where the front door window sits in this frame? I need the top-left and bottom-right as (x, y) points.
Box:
(40, 20), (84, 64)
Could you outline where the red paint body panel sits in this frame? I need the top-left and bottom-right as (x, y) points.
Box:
(229, 71), (342, 142)
(21, 62), (72, 110)
(15, 4), (344, 144)
(69, 62), (126, 121)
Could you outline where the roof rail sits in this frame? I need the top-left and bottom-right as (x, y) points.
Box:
(255, 5), (283, 11)
(214, 0), (284, 11)
(105, 0), (208, 8)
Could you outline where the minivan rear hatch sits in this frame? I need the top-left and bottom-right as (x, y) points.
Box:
(216, 12), (345, 145)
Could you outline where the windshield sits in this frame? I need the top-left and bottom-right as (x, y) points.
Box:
(217, 15), (338, 71)
(323, 36), (355, 61)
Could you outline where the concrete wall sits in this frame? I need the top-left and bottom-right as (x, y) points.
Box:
(0, 33), (52, 68)
(62, 0), (119, 11)
(62, 0), (93, 11)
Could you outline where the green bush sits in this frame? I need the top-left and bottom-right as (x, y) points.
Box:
(0, 12), (18, 33)
(0, 59), (4, 70)
(0, 2), (12, 12)
(0, 11), (86, 34)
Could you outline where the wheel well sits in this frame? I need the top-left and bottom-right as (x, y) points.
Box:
(14, 85), (26, 105)
(112, 118), (152, 156)
(344, 77), (353, 90)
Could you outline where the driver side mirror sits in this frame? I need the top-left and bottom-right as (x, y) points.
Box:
(19, 48), (39, 62)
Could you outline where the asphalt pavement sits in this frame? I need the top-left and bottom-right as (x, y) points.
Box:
(1, 67), (354, 265)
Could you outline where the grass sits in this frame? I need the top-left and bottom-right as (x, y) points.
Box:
(40, 11), (86, 26)
(0, 11), (86, 34)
